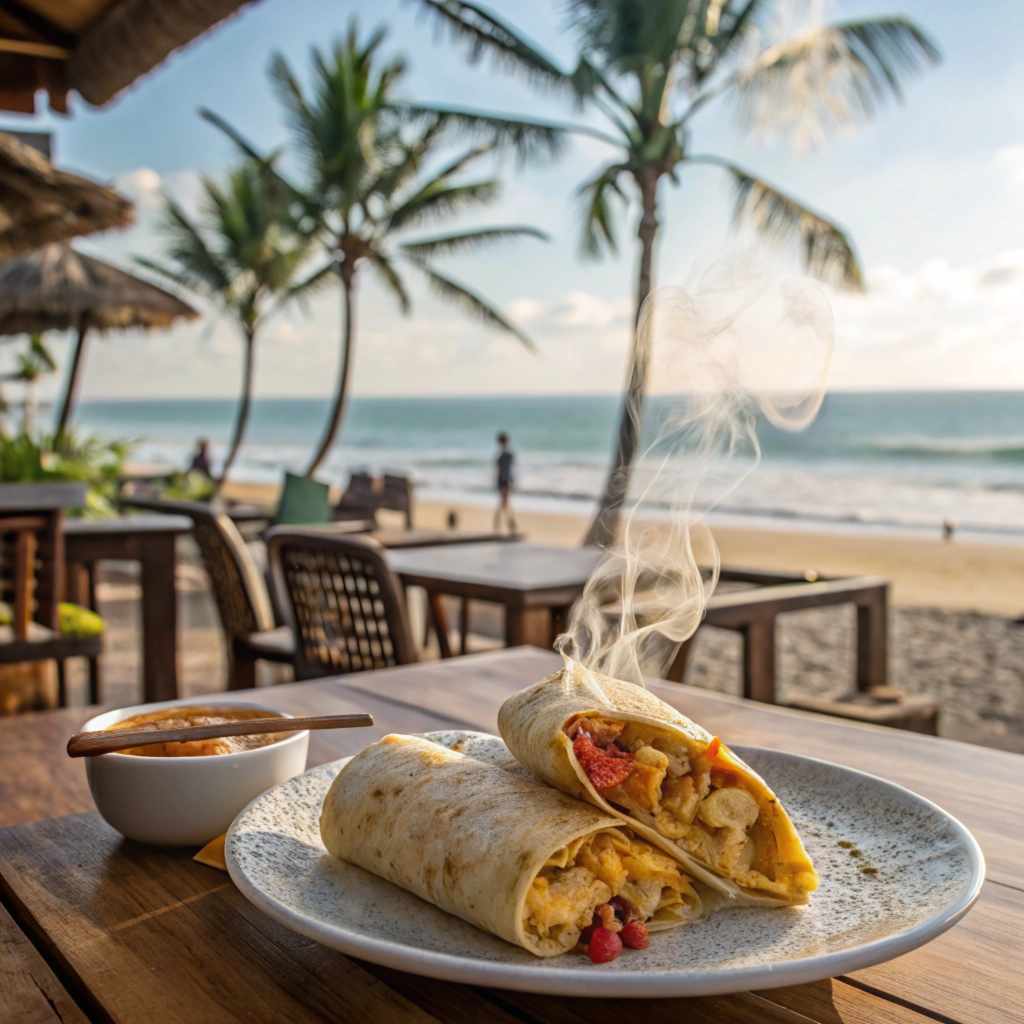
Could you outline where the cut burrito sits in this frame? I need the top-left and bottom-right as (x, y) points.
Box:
(497, 661), (818, 905)
(320, 733), (703, 957)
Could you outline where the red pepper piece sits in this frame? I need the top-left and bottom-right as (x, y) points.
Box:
(573, 733), (634, 791)
(620, 920), (649, 950)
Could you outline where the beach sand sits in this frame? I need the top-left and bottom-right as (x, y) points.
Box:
(413, 499), (1024, 617)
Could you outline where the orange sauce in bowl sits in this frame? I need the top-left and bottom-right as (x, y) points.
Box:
(105, 705), (290, 757)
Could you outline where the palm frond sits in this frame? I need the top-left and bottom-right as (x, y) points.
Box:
(133, 256), (196, 293)
(401, 225), (547, 259)
(369, 252), (411, 314)
(687, 155), (862, 289)
(576, 162), (628, 259)
(386, 180), (500, 233)
(277, 261), (337, 316)
(389, 102), (571, 164)
(691, 0), (768, 86)
(411, 0), (571, 92)
(155, 195), (233, 295)
(407, 257), (537, 350)
(733, 17), (940, 140)
(199, 108), (305, 203)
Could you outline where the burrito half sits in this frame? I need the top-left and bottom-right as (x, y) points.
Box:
(320, 733), (703, 957)
(497, 661), (818, 905)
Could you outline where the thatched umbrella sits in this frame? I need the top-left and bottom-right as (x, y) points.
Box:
(0, 244), (199, 433)
(0, 132), (134, 259)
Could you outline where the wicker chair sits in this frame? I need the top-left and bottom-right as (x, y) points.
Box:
(265, 528), (417, 681)
(126, 497), (293, 688)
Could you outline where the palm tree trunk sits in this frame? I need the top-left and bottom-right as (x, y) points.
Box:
(584, 172), (660, 548)
(305, 263), (354, 478)
(55, 313), (90, 436)
(214, 324), (256, 495)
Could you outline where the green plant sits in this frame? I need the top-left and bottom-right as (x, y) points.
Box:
(158, 470), (216, 502)
(417, 0), (939, 545)
(202, 21), (554, 476)
(137, 160), (319, 492)
(2, 334), (57, 434)
(0, 429), (132, 517)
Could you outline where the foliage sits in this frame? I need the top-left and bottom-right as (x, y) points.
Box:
(0, 429), (132, 517)
(201, 21), (551, 474)
(158, 470), (216, 502)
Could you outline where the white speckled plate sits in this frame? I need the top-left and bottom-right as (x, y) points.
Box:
(225, 743), (983, 998)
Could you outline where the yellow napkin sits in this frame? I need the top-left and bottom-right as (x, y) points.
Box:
(194, 833), (227, 871)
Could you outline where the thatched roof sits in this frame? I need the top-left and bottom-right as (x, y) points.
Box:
(0, 132), (134, 258)
(0, 244), (199, 335)
(0, 0), (263, 114)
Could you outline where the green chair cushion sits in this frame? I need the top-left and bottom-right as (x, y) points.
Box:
(59, 602), (105, 637)
(274, 471), (331, 526)
(0, 600), (104, 636)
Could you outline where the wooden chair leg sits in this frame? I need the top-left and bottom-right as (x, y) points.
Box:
(741, 618), (777, 703)
(428, 593), (453, 659)
(88, 655), (100, 704)
(458, 599), (469, 656)
(56, 659), (67, 707)
(665, 634), (697, 683)
(856, 587), (889, 692)
(230, 654), (257, 690)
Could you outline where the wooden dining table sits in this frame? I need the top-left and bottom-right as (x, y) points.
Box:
(64, 514), (193, 703)
(0, 646), (1018, 1024)
(387, 542), (603, 655)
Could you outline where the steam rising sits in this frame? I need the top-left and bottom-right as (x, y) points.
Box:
(556, 257), (834, 686)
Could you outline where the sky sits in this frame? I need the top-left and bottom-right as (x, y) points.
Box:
(3, 0), (1024, 401)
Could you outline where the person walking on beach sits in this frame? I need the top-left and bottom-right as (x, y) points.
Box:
(494, 432), (517, 533)
(188, 438), (213, 479)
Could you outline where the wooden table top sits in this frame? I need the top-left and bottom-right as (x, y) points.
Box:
(0, 647), (1019, 1024)
(387, 542), (603, 604)
(64, 513), (193, 538)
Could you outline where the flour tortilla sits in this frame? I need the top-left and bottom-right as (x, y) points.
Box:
(320, 733), (702, 956)
(496, 660), (817, 906)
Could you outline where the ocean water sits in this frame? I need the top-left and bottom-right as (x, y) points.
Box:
(71, 391), (1024, 542)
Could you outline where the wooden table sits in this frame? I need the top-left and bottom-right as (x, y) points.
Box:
(387, 542), (602, 655)
(64, 514), (192, 703)
(0, 646), (1018, 1024)
(686, 570), (891, 702)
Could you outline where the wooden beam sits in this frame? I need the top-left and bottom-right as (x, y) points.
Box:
(0, 37), (70, 59)
(68, 0), (262, 107)
(0, 0), (75, 47)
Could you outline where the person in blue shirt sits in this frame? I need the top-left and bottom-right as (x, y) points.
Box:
(494, 432), (517, 533)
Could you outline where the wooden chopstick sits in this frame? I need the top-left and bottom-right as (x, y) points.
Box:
(66, 713), (374, 758)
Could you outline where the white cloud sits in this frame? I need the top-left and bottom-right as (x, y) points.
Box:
(828, 249), (1024, 389)
(992, 145), (1024, 195)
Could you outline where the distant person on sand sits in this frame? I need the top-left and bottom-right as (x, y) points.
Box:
(494, 432), (517, 533)
(188, 438), (213, 479)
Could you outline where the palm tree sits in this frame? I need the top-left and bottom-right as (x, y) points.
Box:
(202, 23), (555, 477)
(2, 334), (56, 433)
(137, 160), (320, 491)
(415, 0), (939, 546)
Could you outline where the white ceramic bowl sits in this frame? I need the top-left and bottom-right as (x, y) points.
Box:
(83, 697), (310, 847)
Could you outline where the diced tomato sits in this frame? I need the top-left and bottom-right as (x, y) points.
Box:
(620, 920), (649, 950)
(573, 733), (634, 791)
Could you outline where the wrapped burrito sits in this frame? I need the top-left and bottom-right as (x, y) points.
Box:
(497, 661), (818, 906)
(320, 733), (703, 957)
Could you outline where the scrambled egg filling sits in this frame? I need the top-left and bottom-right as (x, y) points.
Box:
(569, 716), (798, 897)
(523, 831), (694, 948)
